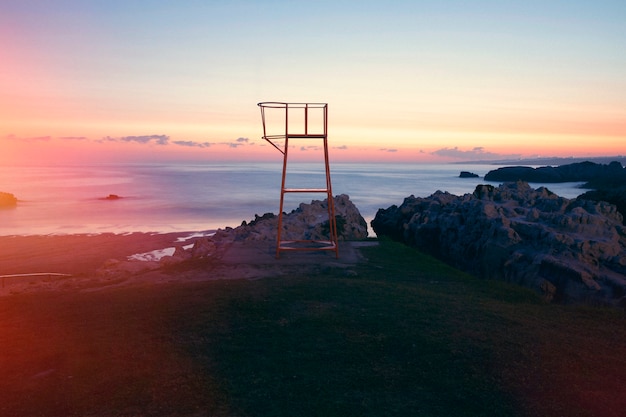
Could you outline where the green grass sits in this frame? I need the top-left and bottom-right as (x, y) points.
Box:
(1, 240), (625, 416)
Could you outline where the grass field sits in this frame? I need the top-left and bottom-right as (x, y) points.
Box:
(1, 240), (625, 416)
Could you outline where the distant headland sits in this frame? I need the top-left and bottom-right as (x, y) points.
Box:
(483, 160), (626, 185)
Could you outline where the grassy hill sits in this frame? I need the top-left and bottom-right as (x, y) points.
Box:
(1, 239), (624, 416)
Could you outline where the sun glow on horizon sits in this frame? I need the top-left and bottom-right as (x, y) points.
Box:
(1, 1), (624, 166)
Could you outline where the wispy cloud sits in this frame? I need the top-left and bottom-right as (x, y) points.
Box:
(334, 145), (348, 150)
(222, 137), (255, 148)
(380, 148), (398, 153)
(173, 140), (212, 148)
(432, 146), (521, 161)
(7, 133), (255, 153)
(299, 145), (321, 151)
(121, 135), (169, 145)
(99, 135), (170, 145)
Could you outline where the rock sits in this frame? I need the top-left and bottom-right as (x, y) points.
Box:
(97, 258), (161, 277)
(190, 238), (216, 257)
(102, 194), (121, 200)
(0, 192), (17, 207)
(372, 181), (626, 306)
(213, 194), (368, 243)
(97, 195), (366, 277)
(579, 186), (626, 225)
(159, 241), (214, 267)
(459, 171), (479, 178)
(172, 246), (192, 259)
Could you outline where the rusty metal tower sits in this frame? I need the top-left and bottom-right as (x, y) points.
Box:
(258, 102), (338, 258)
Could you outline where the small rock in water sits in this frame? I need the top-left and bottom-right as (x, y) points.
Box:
(0, 191), (18, 207)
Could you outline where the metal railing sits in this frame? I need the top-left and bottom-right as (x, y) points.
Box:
(1, 273), (72, 289)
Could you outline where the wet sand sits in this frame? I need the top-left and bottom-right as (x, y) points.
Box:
(0, 232), (191, 276)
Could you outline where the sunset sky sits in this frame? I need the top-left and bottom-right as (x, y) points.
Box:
(2, 0), (625, 165)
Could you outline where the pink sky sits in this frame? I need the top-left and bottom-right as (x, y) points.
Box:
(1, 1), (624, 166)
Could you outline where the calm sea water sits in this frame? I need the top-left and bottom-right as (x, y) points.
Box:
(0, 162), (586, 236)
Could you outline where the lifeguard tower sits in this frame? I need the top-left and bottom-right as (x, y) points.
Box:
(257, 102), (339, 258)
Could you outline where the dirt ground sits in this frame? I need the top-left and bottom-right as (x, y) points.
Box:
(0, 232), (375, 295)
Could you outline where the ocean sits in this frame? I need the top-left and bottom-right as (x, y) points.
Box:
(0, 162), (587, 236)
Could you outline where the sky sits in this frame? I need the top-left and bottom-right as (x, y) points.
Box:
(1, 0), (625, 165)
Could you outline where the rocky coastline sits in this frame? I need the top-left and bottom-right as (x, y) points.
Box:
(96, 194), (368, 277)
(4, 161), (625, 308)
(372, 181), (626, 307)
(484, 160), (626, 226)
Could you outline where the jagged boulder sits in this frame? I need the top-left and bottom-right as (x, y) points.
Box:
(372, 181), (626, 306)
(579, 186), (626, 226)
(213, 194), (368, 243)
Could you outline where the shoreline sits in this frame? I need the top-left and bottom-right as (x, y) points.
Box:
(0, 231), (203, 277)
(0, 230), (370, 296)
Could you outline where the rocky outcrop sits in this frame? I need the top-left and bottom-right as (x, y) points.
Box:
(213, 194), (368, 243)
(0, 192), (17, 208)
(97, 195), (367, 276)
(579, 186), (626, 226)
(372, 182), (626, 306)
(459, 171), (479, 178)
(484, 161), (626, 184)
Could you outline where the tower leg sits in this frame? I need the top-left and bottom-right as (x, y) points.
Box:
(276, 137), (289, 259)
(323, 128), (339, 258)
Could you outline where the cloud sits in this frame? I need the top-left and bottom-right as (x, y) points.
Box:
(121, 134), (169, 145)
(334, 145), (348, 150)
(379, 148), (398, 153)
(431, 146), (521, 161)
(299, 145), (321, 151)
(99, 135), (170, 145)
(221, 137), (253, 148)
(173, 140), (212, 148)
(9, 133), (253, 151)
